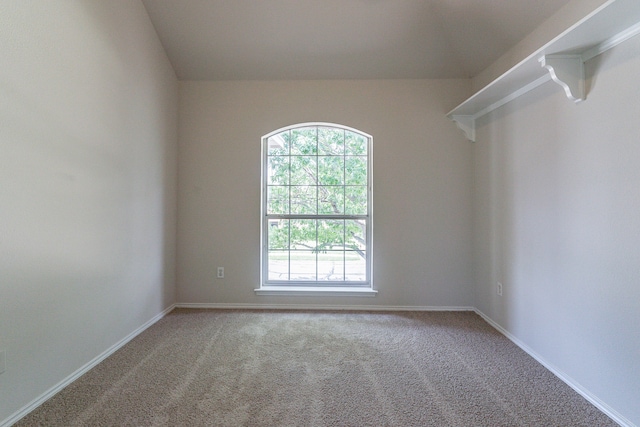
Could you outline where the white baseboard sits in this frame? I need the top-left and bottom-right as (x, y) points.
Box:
(473, 309), (635, 427)
(175, 302), (475, 312)
(1, 304), (176, 427)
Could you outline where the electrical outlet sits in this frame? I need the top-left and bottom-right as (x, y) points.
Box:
(497, 282), (503, 296)
(217, 267), (224, 279)
(0, 350), (6, 374)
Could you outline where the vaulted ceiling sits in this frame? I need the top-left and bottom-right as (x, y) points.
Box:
(142, 0), (573, 81)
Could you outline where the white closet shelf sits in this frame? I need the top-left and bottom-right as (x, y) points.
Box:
(447, 0), (640, 142)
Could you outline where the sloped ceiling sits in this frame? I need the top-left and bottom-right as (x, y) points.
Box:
(142, 0), (572, 80)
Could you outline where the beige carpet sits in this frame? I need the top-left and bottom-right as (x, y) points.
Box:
(17, 309), (616, 426)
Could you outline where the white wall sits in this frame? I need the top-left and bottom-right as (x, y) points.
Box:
(473, 34), (640, 425)
(177, 80), (473, 308)
(0, 1), (178, 423)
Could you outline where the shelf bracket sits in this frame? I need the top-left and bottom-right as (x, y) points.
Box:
(450, 115), (475, 142)
(539, 54), (585, 103)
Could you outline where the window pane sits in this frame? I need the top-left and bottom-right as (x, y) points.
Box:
(291, 127), (317, 155)
(290, 250), (316, 281)
(318, 156), (344, 186)
(290, 156), (317, 185)
(290, 219), (316, 250)
(268, 250), (289, 280)
(345, 219), (366, 251)
(268, 131), (289, 155)
(290, 186), (317, 214)
(318, 219), (345, 248)
(345, 131), (367, 155)
(268, 156), (289, 185)
(317, 220), (345, 281)
(267, 186), (289, 214)
(345, 251), (366, 281)
(318, 186), (344, 215)
(268, 219), (289, 249)
(345, 156), (367, 185)
(318, 251), (344, 281)
(345, 186), (367, 215)
(318, 127), (344, 155)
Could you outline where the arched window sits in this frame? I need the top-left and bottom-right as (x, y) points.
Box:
(259, 123), (373, 292)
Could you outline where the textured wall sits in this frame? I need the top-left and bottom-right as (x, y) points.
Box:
(176, 79), (473, 308)
(0, 1), (178, 423)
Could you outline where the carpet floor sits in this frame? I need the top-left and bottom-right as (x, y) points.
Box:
(17, 309), (616, 426)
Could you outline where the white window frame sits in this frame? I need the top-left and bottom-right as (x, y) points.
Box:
(256, 123), (376, 296)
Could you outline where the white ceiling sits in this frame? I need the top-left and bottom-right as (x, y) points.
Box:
(142, 0), (573, 81)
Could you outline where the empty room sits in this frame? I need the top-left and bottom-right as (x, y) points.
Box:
(1, 0), (639, 426)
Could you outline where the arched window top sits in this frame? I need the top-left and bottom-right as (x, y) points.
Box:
(263, 122), (371, 139)
(264, 122), (370, 157)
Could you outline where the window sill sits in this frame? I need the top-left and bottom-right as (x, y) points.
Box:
(255, 286), (378, 297)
